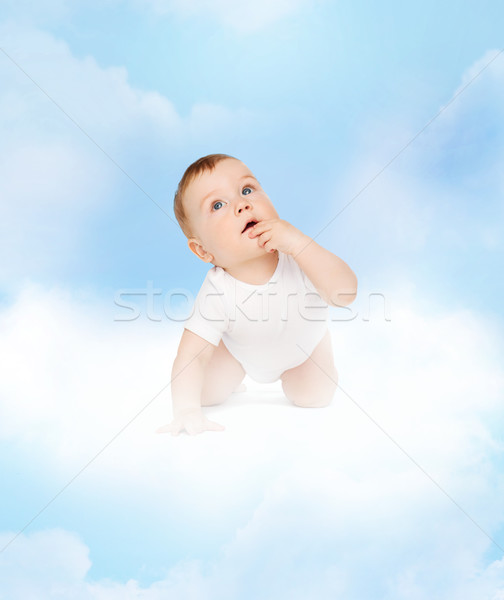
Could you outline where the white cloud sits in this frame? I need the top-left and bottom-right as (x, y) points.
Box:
(2, 0), (326, 33)
(328, 48), (504, 276)
(0, 528), (205, 599)
(0, 24), (265, 287)
(0, 529), (91, 599)
(138, 0), (325, 33)
(2, 488), (504, 600)
(412, 48), (504, 201)
(1, 282), (503, 484)
(0, 280), (503, 597)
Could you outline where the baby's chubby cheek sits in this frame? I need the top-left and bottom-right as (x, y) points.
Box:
(268, 204), (280, 219)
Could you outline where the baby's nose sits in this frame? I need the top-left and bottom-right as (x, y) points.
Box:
(236, 199), (252, 213)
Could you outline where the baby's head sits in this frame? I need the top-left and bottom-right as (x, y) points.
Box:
(174, 154), (279, 269)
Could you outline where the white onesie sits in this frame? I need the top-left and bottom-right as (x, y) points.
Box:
(183, 251), (329, 383)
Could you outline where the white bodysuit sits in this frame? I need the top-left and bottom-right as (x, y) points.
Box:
(183, 251), (329, 383)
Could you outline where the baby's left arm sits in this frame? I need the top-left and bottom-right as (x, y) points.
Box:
(248, 219), (357, 307)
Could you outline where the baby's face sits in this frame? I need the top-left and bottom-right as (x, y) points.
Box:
(183, 158), (279, 268)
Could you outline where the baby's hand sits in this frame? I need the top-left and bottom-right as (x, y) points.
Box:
(248, 219), (309, 255)
(156, 409), (225, 436)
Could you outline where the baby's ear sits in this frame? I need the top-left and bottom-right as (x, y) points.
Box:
(188, 238), (214, 263)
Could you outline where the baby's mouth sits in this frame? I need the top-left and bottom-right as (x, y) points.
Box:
(241, 220), (258, 234)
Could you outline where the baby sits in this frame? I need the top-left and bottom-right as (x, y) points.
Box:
(157, 153), (357, 436)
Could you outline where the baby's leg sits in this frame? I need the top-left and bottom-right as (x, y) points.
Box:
(200, 340), (246, 406)
(280, 330), (338, 408)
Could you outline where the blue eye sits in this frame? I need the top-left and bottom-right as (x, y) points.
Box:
(212, 200), (224, 211)
(242, 187), (252, 195)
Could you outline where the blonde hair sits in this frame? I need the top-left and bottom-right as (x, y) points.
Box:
(174, 153), (236, 238)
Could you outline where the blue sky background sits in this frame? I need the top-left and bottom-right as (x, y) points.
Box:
(1, 1), (504, 598)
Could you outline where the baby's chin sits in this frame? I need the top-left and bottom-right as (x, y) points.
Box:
(214, 244), (272, 268)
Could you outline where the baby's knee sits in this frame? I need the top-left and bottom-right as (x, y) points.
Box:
(281, 352), (338, 408)
(289, 379), (336, 408)
(293, 392), (334, 408)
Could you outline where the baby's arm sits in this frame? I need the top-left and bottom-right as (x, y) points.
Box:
(157, 329), (225, 436)
(248, 219), (358, 307)
(291, 237), (358, 308)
